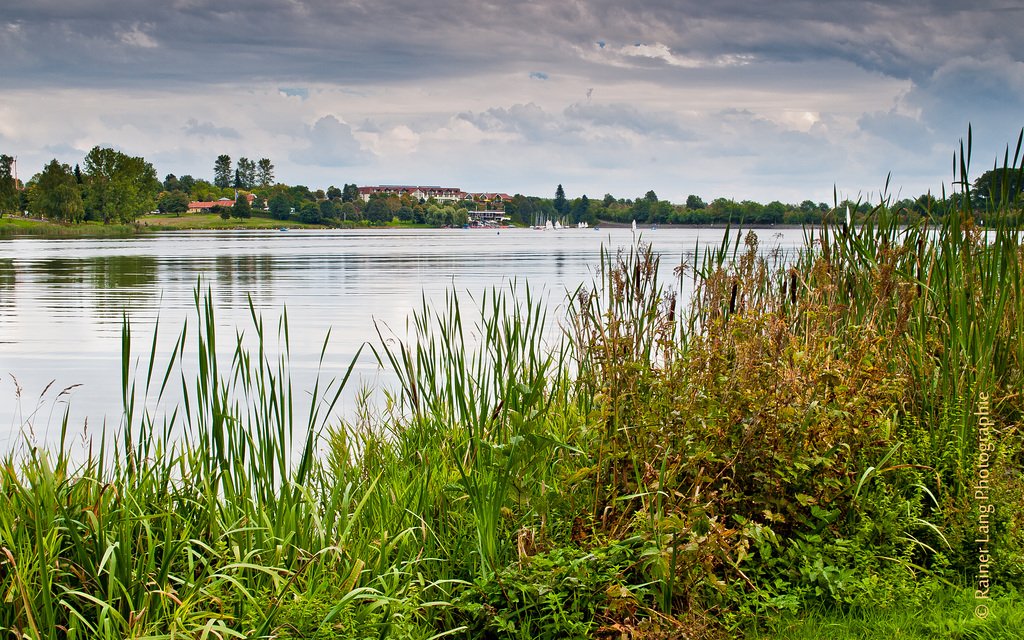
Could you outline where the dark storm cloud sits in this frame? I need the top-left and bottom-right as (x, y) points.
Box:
(458, 103), (586, 145)
(858, 111), (935, 152)
(564, 102), (695, 140)
(3, 1), (1022, 88)
(903, 55), (1024, 133)
(4, 0), (1021, 202)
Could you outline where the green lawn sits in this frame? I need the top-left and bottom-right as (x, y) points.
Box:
(745, 586), (1024, 639)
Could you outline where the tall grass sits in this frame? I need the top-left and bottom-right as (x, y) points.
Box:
(0, 289), (384, 638)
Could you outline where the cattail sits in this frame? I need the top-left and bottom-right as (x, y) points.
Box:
(916, 238), (924, 297)
(790, 272), (797, 306)
(729, 281), (738, 315)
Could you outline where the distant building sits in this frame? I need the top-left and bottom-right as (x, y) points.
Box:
(470, 210), (512, 224)
(188, 194), (256, 213)
(358, 185), (463, 203)
(465, 192), (513, 207)
(358, 186), (513, 207)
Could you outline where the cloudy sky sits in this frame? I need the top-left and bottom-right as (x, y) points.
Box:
(2, 0), (1023, 205)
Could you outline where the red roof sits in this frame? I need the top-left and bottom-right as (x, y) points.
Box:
(188, 194), (256, 209)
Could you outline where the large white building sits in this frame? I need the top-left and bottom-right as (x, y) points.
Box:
(358, 185), (463, 203)
(357, 185), (513, 206)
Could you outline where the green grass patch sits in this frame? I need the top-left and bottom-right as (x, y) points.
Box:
(746, 585), (1024, 640)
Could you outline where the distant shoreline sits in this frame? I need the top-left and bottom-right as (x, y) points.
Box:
(2, 213), (817, 237)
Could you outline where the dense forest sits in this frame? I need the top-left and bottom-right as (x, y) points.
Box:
(1, 149), (1021, 228)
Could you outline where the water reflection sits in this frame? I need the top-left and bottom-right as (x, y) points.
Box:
(0, 227), (810, 446)
(0, 259), (14, 289)
(90, 255), (158, 290)
(0, 259), (13, 319)
(33, 258), (89, 287)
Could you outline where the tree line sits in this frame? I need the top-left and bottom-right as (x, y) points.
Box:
(2, 150), (1019, 227)
(1, 148), (161, 224)
(529, 181), (1023, 228)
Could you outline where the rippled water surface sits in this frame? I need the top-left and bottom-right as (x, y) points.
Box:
(0, 227), (809, 446)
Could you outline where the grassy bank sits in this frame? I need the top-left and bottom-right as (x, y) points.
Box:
(0, 217), (143, 237)
(1, 213), (456, 235)
(2, 136), (1023, 639)
(0, 213), (320, 235)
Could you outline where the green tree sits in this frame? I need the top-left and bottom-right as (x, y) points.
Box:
(326, 185), (342, 200)
(213, 155), (232, 189)
(630, 198), (652, 223)
(256, 158), (274, 188)
(0, 154), (19, 217)
(163, 173), (183, 192)
(340, 202), (358, 222)
(571, 195), (590, 224)
(763, 200), (786, 224)
(232, 193), (252, 219)
(686, 194), (706, 210)
(973, 168), (1023, 211)
(31, 159), (85, 222)
(189, 179), (219, 203)
(269, 192), (292, 220)
(342, 183), (360, 203)
(298, 201), (322, 224)
(19, 183), (33, 214)
(517, 197), (534, 226)
(158, 190), (190, 215)
(365, 197), (391, 224)
(319, 199), (339, 220)
(179, 174), (196, 194)
(554, 184), (567, 218)
(290, 185), (314, 204)
(424, 204), (444, 227)
(82, 146), (160, 224)
(235, 158), (255, 190)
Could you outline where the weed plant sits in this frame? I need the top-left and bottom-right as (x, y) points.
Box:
(2, 129), (1023, 638)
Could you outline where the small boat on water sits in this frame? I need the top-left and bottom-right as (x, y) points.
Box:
(545, 220), (554, 231)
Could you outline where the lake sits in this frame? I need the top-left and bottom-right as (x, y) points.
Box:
(0, 226), (810, 448)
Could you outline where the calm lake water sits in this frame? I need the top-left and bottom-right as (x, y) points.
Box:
(0, 226), (809, 448)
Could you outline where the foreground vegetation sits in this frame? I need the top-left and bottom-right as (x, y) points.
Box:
(2, 134), (1024, 638)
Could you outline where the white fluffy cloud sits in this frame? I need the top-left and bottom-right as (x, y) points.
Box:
(291, 115), (370, 167)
